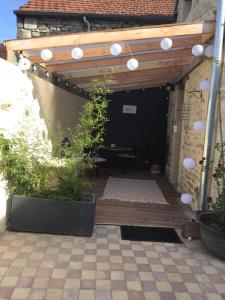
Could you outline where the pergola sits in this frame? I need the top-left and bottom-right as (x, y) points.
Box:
(3, 21), (215, 94)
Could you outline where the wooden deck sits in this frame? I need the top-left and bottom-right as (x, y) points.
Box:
(87, 170), (193, 229)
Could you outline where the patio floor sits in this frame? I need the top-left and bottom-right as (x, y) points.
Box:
(0, 226), (225, 300)
(90, 170), (193, 228)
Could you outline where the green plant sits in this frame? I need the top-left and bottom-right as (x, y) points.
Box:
(51, 74), (112, 201)
(200, 143), (225, 227)
(0, 123), (51, 197)
(0, 74), (112, 201)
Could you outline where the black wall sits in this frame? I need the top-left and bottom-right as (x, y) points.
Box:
(104, 88), (169, 169)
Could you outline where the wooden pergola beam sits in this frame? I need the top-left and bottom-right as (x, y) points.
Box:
(5, 21), (215, 52)
(60, 57), (192, 79)
(46, 48), (192, 73)
(27, 35), (204, 64)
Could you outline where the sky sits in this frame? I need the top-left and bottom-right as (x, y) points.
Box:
(0, 0), (26, 42)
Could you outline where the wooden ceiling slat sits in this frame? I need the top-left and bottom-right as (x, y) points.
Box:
(46, 48), (192, 73)
(69, 66), (183, 84)
(110, 80), (169, 91)
(78, 73), (180, 88)
(28, 35), (204, 64)
(5, 21), (215, 52)
(60, 57), (193, 79)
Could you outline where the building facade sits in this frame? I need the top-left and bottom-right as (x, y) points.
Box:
(15, 0), (177, 39)
(14, 0), (225, 210)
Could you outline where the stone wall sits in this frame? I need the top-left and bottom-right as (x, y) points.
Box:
(166, 87), (184, 189)
(17, 15), (149, 38)
(177, 60), (212, 210)
(177, 0), (217, 22)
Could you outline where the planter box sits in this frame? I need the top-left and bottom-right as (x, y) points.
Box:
(8, 194), (96, 237)
(199, 212), (225, 259)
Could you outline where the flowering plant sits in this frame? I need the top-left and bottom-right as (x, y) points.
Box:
(200, 142), (225, 225)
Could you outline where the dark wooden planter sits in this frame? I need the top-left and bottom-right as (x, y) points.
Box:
(199, 212), (225, 259)
(8, 194), (96, 237)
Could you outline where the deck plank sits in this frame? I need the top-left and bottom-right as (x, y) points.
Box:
(86, 171), (193, 229)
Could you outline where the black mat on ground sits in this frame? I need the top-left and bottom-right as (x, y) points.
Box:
(120, 226), (183, 244)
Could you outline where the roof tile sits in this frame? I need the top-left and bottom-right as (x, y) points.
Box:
(18, 0), (176, 17)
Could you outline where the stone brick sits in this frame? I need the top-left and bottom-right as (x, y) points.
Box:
(17, 28), (32, 39)
(24, 17), (38, 30)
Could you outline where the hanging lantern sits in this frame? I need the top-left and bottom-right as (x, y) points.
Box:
(127, 58), (139, 71)
(160, 38), (173, 50)
(110, 44), (122, 56)
(193, 121), (205, 132)
(199, 80), (210, 92)
(183, 157), (196, 170)
(192, 44), (204, 56)
(71, 47), (83, 59)
(40, 49), (53, 61)
(205, 45), (214, 58)
(18, 57), (31, 71)
(181, 193), (192, 204)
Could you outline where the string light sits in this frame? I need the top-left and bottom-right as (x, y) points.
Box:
(181, 193), (192, 204)
(199, 80), (210, 92)
(110, 44), (122, 56)
(18, 58), (31, 71)
(192, 44), (204, 56)
(41, 49), (53, 61)
(160, 38), (173, 50)
(183, 157), (196, 170)
(71, 47), (83, 59)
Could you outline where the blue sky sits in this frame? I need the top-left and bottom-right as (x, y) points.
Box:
(0, 0), (26, 41)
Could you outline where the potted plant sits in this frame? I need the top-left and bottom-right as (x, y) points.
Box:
(198, 142), (225, 258)
(0, 76), (112, 237)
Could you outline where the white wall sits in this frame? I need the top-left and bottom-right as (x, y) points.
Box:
(0, 58), (87, 232)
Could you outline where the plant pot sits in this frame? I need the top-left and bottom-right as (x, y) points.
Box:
(8, 194), (96, 237)
(198, 212), (225, 259)
(150, 164), (161, 174)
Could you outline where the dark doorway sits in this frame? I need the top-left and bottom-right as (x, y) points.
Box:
(104, 87), (169, 169)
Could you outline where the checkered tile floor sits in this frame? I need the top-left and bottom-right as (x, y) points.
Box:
(0, 226), (225, 300)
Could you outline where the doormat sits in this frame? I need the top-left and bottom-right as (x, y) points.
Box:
(120, 226), (183, 244)
(100, 177), (167, 204)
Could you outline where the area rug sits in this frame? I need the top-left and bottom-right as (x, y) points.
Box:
(100, 177), (167, 204)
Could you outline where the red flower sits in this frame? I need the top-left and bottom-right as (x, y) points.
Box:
(218, 163), (223, 168)
(213, 173), (217, 177)
(202, 157), (206, 160)
(199, 160), (204, 165)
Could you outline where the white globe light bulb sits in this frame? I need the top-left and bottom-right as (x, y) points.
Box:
(127, 58), (139, 71)
(199, 80), (210, 92)
(110, 44), (122, 56)
(183, 157), (196, 170)
(18, 57), (31, 71)
(205, 45), (214, 58)
(40, 49), (53, 61)
(193, 121), (205, 132)
(181, 193), (192, 205)
(71, 47), (84, 60)
(160, 38), (173, 50)
(192, 44), (204, 56)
